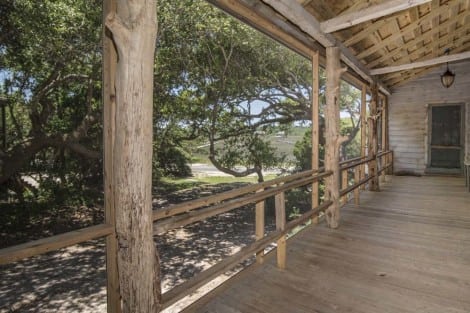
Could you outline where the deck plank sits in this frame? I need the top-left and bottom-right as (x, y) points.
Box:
(184, 176), (470, 313)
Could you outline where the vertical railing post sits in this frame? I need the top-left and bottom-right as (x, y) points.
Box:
(255, 189), (265, 264)
(103, 1), (121, 312)
(275, 191), (286, 270)
(311, 51), (320, 224)
(341, 169), (348, 205)
(354, 166), (360, 205)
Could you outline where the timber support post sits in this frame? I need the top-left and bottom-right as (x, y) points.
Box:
(311, 51), (320, 224)
(360, 84), (367, 191)
(324, 46), (344, 229)
(368, 81), (380, 191)
(103, 0), (121, 312)
(104, 0), (161, 312)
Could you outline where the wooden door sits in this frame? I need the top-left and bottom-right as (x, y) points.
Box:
(429, 104), (463, 169)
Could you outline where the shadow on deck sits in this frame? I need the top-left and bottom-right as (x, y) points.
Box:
(184, 176), (470, 313)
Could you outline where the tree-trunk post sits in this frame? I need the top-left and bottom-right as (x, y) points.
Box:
(103, 0), (121, 312)
(368, 81), (380, 191)
(360, 84), (367, 190)
(380, 95), (387, 183)
(383, 96), (392, 175)
(311, 51), (320, 224)
(324, 47), (344, 229)
(104, 1), (161, 312)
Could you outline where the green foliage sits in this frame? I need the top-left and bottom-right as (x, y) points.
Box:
(0, 0), (103, 206)
(293, 128), (325, 171)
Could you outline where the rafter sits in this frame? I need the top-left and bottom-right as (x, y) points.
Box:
(260, 0), (391, 95)
(356, 1), (461, 60)
(320, 0), (431, 33)
(368, 20), (470, 69)
(370, 50), (470, 75)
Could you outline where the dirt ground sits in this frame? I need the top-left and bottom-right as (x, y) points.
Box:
(0, 183), (279, 313)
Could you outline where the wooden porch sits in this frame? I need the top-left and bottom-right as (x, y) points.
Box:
(185, 175), (470, 313)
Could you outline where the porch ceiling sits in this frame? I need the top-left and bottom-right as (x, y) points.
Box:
(209, 0), (470, 91)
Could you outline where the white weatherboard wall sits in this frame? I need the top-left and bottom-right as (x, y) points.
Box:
(389, 60), (470, 174)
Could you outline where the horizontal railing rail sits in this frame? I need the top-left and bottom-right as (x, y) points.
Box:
(339, 151), (393, 204)
(161, 200), (333, 309)
(0, 224), (114, 265)
(0, 151), (393, 311)
(154, 169), (333, 308)
(153, 170), (331, 234)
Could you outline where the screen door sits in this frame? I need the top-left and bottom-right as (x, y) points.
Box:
(429, 105), (462, 169)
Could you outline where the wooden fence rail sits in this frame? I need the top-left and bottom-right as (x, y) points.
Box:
(340, 151), (393, 205)
(0, 224), (114, 265)
(0, 151), (393, 311)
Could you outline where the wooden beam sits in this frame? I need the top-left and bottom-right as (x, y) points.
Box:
(209, 0), (384, 94)
(367, 18), (470, 69)
(324, 46), (343, 228)
(368, 82), (379, 191)
(207, 0), (319, 60)
(311, 51), (320, 223)
(370, 51), (470, 75)
(0, 224), (113, 265)
(320, 0), (431, 33)
(260, 0), (391, 95)
(103, 0), (121, 312)
(360, 84), (367, 191)
(356, 1), (461, 60)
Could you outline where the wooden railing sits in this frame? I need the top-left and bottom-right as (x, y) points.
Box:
(339, 150), (394, 205)
(154, 169), (333, 309)
(0, 151), (393, 310)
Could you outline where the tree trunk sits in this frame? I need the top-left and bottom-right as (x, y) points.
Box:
(368, 82), (379, 191)
(324, 47), (343, 229)
(105, 1), (161, 312)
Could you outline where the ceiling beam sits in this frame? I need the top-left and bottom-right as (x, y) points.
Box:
(320, 0), (431, 33)
(261, 0), (391, 95)
(355, 0), (460, 60)
(370, 50), (470, 75)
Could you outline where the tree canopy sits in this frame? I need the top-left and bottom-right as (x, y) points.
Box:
(0, 0), (363, 205)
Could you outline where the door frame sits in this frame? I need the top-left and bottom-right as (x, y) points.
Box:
(426, 103), (465, 173)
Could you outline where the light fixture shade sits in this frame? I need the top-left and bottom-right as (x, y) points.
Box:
(441, 69), (455, 88)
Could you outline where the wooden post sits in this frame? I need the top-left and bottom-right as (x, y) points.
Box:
(103, 1), (121, 312)
(105, 1), (161, 312)
(354, 167), (360, 205)
(311, 51), (320, 224)
(368, 81), (379, 191)
(341, 170), (348, 205)
(360, 84), (367, 190)
(255, 189), (265, 264)
(384, 96), (392, 175)
(381, 95), (387, 182)
(275, 191), (286, 270)
(324, 47), (344, 229)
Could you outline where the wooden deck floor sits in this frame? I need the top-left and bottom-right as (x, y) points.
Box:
(184, 176), (470, 313)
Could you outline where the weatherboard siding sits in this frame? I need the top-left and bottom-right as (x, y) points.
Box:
(389, 60), (470, 174)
